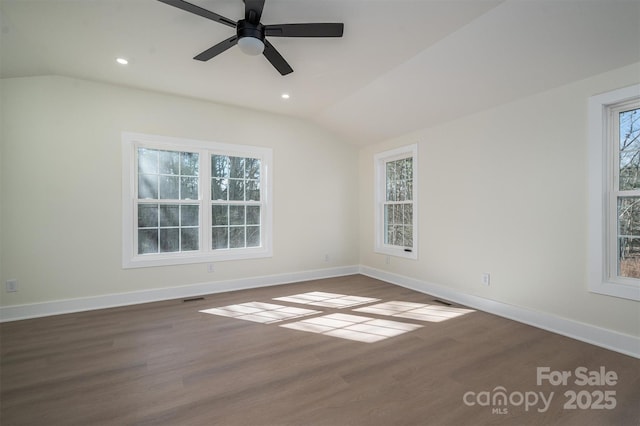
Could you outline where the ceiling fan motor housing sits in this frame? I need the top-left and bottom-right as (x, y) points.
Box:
(237, 19), (265, 43)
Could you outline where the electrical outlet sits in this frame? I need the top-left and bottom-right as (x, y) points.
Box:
(6, 279), (18, 293)
(324, 254), (330, 262)
(481, 273), (491, 286)
(207, 263), (215, 273)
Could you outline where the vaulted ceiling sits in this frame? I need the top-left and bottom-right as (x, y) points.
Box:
(2, 0), (639, 145)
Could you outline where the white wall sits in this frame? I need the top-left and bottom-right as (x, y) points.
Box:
(359, 62), (640, 338)
(0, 76), (358, 306)
(2, 64), (639, 347)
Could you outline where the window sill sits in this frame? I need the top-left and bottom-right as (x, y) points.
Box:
(589, 279), (640, 301)
(122, 248), (272, 269)
(375, 246), (418, 260)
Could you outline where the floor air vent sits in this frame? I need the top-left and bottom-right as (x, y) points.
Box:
(183, 297), (205, 302)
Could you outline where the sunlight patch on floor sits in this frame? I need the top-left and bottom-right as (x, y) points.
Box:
(200, 302), (321, 324)
(199, 293), (475, 343)
(273, 291), (379, 308)
(354, 301), (475, 322)
(280, 313), (422, 343)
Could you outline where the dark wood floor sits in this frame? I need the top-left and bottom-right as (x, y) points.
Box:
(1, 275), (638, 426)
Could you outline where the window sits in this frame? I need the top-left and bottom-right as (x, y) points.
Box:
(136, 148), (200, 255)
(122, 132), (272, 268)
(588, 84), (640, 300)
(374, 144), (418, 259)
(211, 155), (262, 250)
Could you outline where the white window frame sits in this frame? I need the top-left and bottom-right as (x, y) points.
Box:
(588, 84), (640, 301)
(374, 144), (418, 260)
(122, 132), (273, 268)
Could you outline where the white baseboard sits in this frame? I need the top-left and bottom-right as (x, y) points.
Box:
(0, 265), (359, 322)
(360, 266), (640, 359)
(2, 264), (637, 359)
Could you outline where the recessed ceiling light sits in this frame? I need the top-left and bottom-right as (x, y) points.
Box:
(116, 57), (129, 65)
(281, 93), (290, 100)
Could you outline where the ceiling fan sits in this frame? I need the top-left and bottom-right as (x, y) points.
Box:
(158, 0), (344, 76)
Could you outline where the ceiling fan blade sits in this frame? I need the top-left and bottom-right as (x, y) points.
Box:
(157, 0), (236, 28)
(194, 36), (238, 61)
(265, 23), (344, 38)
(243, 0), (265, 24)
(263, 39), (293, 76)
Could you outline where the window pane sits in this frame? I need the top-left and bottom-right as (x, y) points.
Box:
(385, 223), (393, 245)
(619, 151), (640, 190)
(138, 148), (158, 174)
(229, 179), (244, 201)
(160, 228), (179, 252)
(159, 176), (179, 199)
(246, 180), (260, 201)
(619, 109), (640, 151)
(386, 158), (413, 202)
(212, 155), (230, 178)
(618, 196), (640, 278)
(245, 158), (260, 180)
(394, 160), (403, 181)
(386, 162), (396, 181)
(402, 158), (413, 180)
(383, 204), (400, 246)
(230, 226), (245, 248)
(181, 228), (199, 251)
(212, 205), (228, 226)
(180, 177), (198, 200)
(181, 205), (199, 226)
(396, 180), (406, 201)
(212, 178), (228, 200)
(159, 150), (179, 174)
(230, 206), (245, 225)
(247, 226), (260, 247)
(246, 206), (260, 225)
(393, 204), (403, 224)
(138, 204), (158, 228)
(618, 197), (640, 237)
(138, 203), (200, 254)
(159, 205), (179, 227)
(619, 237), (640, 278)
(212, 227), (228, 249)
(386, 180), (395, 202)
(393, 225), (404, 246)
(230, 157), (245, 179)
(138, 229), (158, 254)
(383, 201), (412, 248)
(403, 204), (413, 224)
(405, 225), (413, 248)
(181, 152), (199, 176)
(139, 174), (158, 199)
(619, 108), (640, 190)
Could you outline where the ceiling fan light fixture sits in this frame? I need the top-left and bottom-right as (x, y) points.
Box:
(237, 37), (265, 56)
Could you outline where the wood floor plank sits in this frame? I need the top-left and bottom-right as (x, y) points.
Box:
(1, 275), (638, 425)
